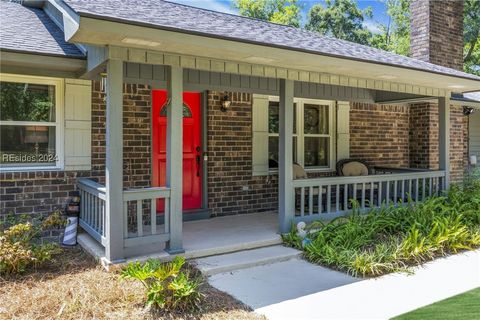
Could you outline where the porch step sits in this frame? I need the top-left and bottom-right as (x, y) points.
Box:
(194, 245), (302, 276)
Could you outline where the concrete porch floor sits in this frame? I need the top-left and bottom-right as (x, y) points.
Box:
(77, 211), (281, 267)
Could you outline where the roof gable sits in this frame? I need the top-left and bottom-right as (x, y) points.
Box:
(0, 1), (84, 58)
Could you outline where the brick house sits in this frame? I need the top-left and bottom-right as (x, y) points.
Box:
(0, 0), (479, 266)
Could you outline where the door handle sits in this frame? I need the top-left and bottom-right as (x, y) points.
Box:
(196, 147), (201, 177)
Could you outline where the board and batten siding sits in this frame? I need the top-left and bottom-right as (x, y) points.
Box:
(469, 111), (480, 161)
(64, 79), (92, 170)
(123, 62), (376, 103)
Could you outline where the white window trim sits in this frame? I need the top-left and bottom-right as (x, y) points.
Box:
(267, 96), (336, 173)
(0, 73), (64, 171)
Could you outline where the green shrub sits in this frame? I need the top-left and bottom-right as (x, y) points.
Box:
(288, 175), (480, 277)
(120, 257), (203, 312)
(0, 215), (63, 276)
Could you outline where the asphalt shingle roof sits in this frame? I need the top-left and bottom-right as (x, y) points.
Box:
(63, 0), (479, 81)
(0, 1), (84, 58)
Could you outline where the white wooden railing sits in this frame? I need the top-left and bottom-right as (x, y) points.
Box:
(77, 178), (171, 249)
(292, 170), (446, 222)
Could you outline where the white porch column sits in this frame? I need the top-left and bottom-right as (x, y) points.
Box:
(438, 96), (450, 189)
(278, 79), (295, 233)
(104, 59), (125, 263)
(165, 66), (184, 253)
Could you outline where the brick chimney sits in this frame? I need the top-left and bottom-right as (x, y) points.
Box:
(410, 0), (464, 70)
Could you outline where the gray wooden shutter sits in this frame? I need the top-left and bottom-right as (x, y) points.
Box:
(252, 94), (269, 176)
(64, 79), (92, 170)
(336, 101), (350, 161)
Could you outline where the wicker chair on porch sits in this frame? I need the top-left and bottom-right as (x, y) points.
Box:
(293, 163), (327, 214)
(336, 159), (378, 209)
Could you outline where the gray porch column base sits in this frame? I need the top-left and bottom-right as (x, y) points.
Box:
(165, 248), (186, 255)
(100, 257), (127, 271)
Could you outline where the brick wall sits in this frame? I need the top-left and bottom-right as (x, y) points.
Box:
(450, 106), (469, 182)
(350, 103), (410, 167)
(207, 91), (278, 216)
(408, 103), (468, 183)
(0, 171), (89, 217)
(409, 103), (439, 169)
(91, 81), (152, 188)
(410, 0), (464, 70)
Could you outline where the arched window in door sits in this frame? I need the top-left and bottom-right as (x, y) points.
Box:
(159, 100), (193, 118)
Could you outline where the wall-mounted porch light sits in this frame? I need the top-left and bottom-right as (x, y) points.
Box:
(221, 94), (231, 112)
(99, 72), (108, 102)
(463, 106), (475, 116)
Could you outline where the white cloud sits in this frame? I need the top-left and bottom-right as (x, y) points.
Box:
(363, 20), (382, 34)
(168, 0), (237, 15)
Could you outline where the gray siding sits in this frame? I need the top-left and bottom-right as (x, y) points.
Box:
(123, 62), (376, 102)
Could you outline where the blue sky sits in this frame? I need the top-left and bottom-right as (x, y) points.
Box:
(169, 0), (389, 33)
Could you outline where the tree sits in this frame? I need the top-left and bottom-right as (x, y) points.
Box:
(463, 0), (480, 75)
(305, 0), (373, 45)
(370, 0), (410, 56)
(233, 0), (302, 27)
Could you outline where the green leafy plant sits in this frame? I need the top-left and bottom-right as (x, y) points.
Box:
(41, 210), (67, 229)
(120, 257), (203, 312)
(287, 175), (480, 277)
(0, 216), (63, 276)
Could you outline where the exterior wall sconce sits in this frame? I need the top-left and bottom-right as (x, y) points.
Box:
(463, 106), (475, 116)
(221, 94), (231, 112)
(100, 72), (108, 101)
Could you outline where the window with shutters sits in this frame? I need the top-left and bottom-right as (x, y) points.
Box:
(267, 97), (335, 171)
(0, 74), (63, 170)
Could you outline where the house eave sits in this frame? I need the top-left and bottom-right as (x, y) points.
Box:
(0, 49), (86, 78)
(67, 15), (480, 94)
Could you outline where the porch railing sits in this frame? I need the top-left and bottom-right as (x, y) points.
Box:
(78, 178), (107, 246)
(77, 178), (171, 250)
(292, 170), (446, 223)
(123, 187), (171, 248)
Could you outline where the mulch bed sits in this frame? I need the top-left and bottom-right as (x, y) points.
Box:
(0, 247), (264, 320)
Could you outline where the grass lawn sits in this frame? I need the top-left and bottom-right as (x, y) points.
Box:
(393, 288), (480, 320)
(0, 247), (263, 320)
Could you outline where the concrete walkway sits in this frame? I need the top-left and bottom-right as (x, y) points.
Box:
(209, 249), (480, 320)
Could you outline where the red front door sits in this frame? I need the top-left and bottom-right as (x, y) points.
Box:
(152, 90), (202, 212)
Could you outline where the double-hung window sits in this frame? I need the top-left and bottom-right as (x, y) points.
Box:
(0, 74), (63, 170)
(267, 97), (335, 171)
